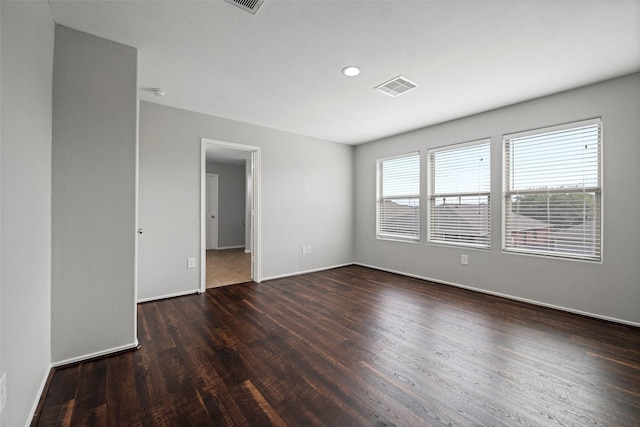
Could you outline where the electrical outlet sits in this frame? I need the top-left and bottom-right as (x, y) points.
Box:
(187, 257), (196, 268)
(307, 245), (312, 254)
(1, 372), (7, 413)
(461, 254), (468, 265)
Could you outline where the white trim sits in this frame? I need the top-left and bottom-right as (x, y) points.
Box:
(25, 364), (54, 427)
(137, 289), (198, 303)
(201, 138), (262, 292)
(375, 150), (420, 163)
(503, 116), (602, 141)
(133, 88), (140, 357)
(500, 246), (604, 264)
(376, 236), (420, 244)
(354, 262), (640, 328)
(261, 263), (354, 282)
(215, 245), (245, 250)
(501, 118), (603, 262)
(52, 341), (140, 368)
(426, 138), (491, 249)
(252, 149), (262, 283)
(427, 136), (492, 155)
(200, 142), (207, 291)
(376, 152), (421, 242)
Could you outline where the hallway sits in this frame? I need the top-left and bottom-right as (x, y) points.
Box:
(206, 248), (251, 288)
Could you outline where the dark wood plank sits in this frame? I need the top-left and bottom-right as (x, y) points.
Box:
(105, 353), (141, 427)
(36, 265), (640, 426)
(34, 365), (79, 427)
(68, 359), (107, 426)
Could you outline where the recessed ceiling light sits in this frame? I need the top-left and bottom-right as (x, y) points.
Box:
(341, 66), (360, 77)
(151, 88), (166, 97)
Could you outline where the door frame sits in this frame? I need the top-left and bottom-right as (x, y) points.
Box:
(200, 138), (262, 293)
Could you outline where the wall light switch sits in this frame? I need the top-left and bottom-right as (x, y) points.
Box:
(187, 257), (196, 268)
(461, 254), (468, 265)
(307, 245), (312, 254)
(302, 246), (307, 255)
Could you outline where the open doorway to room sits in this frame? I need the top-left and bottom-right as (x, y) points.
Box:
(200, 139), (261, 291)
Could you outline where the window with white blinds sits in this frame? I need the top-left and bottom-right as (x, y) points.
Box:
(503, 118), (602, 261)
(376, 153), (420, 241)
(428, 139), (491, 248)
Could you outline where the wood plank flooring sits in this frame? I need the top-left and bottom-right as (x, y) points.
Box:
(35, 265), (640, 426)
(206, 248), (251, 288)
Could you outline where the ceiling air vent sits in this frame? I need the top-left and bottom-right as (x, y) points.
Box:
(223, 0), (266, 14)
(375, 75), (419, 97)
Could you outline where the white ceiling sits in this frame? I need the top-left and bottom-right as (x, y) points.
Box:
(49, 0), (640, 145)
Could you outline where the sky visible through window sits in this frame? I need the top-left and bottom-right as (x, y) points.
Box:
(432, 143), (490, 197)
(382, 124), (598, 206)
(509, 125), (599, 191)
(381, 155), (419, 199)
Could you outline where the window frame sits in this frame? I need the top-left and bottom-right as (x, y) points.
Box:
(502, 118), (602, 261)
(427, 138), (492, 249)
(376, 152), (421, 243)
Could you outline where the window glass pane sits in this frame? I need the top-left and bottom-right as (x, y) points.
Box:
(432, 143), (490, 195)
(430, 195), (490, 246)
(428, 140), (491, 248)
(505, 192), (600, 258)
(508, 124), (600, 190)
(510, 192), (597, 226)
(503, 119), (601, 261)
(377, 153), (420, 241)
(381, 156), (420, 197)
(379, 198), (420, 239)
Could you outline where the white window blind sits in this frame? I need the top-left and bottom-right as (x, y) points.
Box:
(376, 153), (420, 241)
(428, 140), (491, 248)
(503, 118), (602, 261)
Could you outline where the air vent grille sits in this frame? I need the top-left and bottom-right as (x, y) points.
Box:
(375, 75), (419, 97)
(223, 0), (266, 14)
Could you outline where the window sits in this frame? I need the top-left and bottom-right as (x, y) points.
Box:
(428, 139), (491, 248)
(503, 118), (602, 261)
(376, 153), (420, 241)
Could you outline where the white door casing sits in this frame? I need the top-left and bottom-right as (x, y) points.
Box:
(200, 138), (261, 293)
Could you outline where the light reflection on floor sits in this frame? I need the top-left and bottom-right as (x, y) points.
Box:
(356, 275), (633, 425)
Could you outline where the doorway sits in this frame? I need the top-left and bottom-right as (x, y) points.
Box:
(200, 139), (261, 292)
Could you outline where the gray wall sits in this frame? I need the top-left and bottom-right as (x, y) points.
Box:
(206, 161), (246, 248)
(138, 101), (354, 300)
(0, 2), (54, 425)
(52, 26), (138, 363)
(355, 73), (640, 325)
(1, 2), (3, 418)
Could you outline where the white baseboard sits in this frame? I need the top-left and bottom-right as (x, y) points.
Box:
(216, 245), (245, 250)
(25, 363), (54, 427)
(52, 340), (140, 368)
(354, 262), (640, 328)
(262, 262), (354, 281)
(137, 289), (198, 303)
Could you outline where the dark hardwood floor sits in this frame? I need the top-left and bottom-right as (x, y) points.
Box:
(35, 265), (640, 426)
